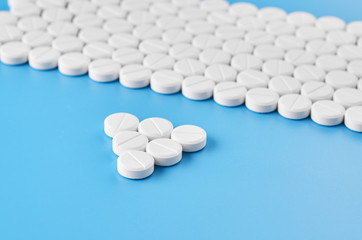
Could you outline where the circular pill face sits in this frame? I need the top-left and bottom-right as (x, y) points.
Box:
(311, 100), (345, 126)
(278, 94), (312, 120)
(104, 113), (140, 138)
(245, 88), (279, 113)
(268, 76), (301, 96)
(237, 70), (269, 89)
(171, 125), (207, 152)
(117, 150), (154, 180)
(262, 59), (294, 77)
(112, 131), (149, 156)
(294, 65), (326, 83)
(306, 40), (336, 56)
(112, 48), (144, 65)
(345, 106), (362, 132)
(333, 88), (362, 108)
(182, 76), (215, 101)
(29, 46), (60, 70)
(325, 71), (358, 89)
(301, 81), (334, 103)
(150, 70), (183, 94)
(88, 59), (120, 82)
(119, 64), (152, 89)
(0, 41), (30, 65)
(52, 36), (84, 53)
(213, 82), (247, 107)
(58, 52), (91, 76)
(138, 117), (174, 141)
(174, 59), (206, 77)
(146, 138), (182, 166)
(205, 64), (237, 83)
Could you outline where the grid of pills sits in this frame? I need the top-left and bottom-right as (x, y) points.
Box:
(104, 113), (207, 179)
(1, 0), (362, 132)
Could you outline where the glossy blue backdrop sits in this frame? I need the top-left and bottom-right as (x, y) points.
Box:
(0, 1), (362, 240)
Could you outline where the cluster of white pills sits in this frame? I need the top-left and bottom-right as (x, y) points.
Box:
(1, 0), (362, 132)
(104, 113), (207, 179)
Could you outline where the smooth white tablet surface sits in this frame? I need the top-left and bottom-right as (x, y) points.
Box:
(294, 65), (326, 83)
(306, 40), (337, 56)
(286, 11), (316, 27)
(10, 3), (41, 17)
(262, 60), (294, 77)
(88, 58), (120, 82)
(174, 59), (206, 77)
(156, 15), (185, 30)
(120, 64), (152, 89)
(79, 27), (109, 43)
(67, 1), (98, 15)
(117, 150), (154, 180)
(103, 19), (133, 34)
(199, 49), (231, 66)
(112, 131), (149, 156)
(204, 64), (237, 83)
(207, 12), (236, 26)
(228, 2), (258, 17)
(296, 26), (325, 41)
(133, 24), (162, 40)
(186, 20), (215, 35)
(315, 55), (347, 72)
(162, 29), (193, 45)
(146, 138), (182, 166)
(42, 8), (73, 23)
(0, 25), (23, 43)
(237, 17), (265, 32)
(143, 53), (175, 71)
(171, 125), (207, 152)
(266, 21), (295, 36)
(213, 82), (247, 107)
(138, 117), (174, 141)
(0, 41), (30, 65)
(83, 42), (114, 60)
(268, 76), (301, 96)
(245, 31), (275, 46)
(214, 25), (245, 40)
(325, 71), (358, 89)
(28, 46), (60, 70)
(139, 39), (169, 55)
(347, 21), (362, 37)
(150, 70), (183, 94)
(222, 39), (253, 55)
(258, 7), (286, 22)
(58, 52), (90, 76)
(97, 5), (126, 20)
(17, 16), (47, 32)
(112, 48), (144, 65)
(326, 31), (356, 46)
(169, 43), (200, 60)
(315, 16), (346, 32)
(311, 100), (345, 126)
(231, 54), (262, 71)
(192, 34), (223, 50)
(278, 94), (312, 120)
(285, 49), (316, 66)
(108, 33), (139, 49)
(301, 81), (334, 102)
(347, 60), (362, 78)
(337, 45), (362, 61)
(246, 88), (279, 113)
(333, 88), (362, 108)
(275, 35), (305, 50)
(22, 30), (53, 48)
(237, 70), (269, 89)
(344, 106), (362, 132)
(182, 76), (215, 100)
(47, 21), (79, 37)
(253, 44), (284, 61)
(104, 113), (140, 138)
(52, 36), (84, 53)
(73, 14), (103, 29)
(0, 11), (18, 26)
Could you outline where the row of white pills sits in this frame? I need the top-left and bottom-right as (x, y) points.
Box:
(104, 113), (207, 179)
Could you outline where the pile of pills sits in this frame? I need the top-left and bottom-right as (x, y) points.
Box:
(1, 0), (362, 132)
(104, 113), (207, 179)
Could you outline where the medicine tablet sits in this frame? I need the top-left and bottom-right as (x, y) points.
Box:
(104, 112), (139, 138)
(143, 53), (175, 71)
(0, 41), (30, 65)
(36, 0), (66, 9)
(278, 94), (312, 120)
(222, 39), (253, 55)
(268, 76), (301, 96)
(275, 35), (305, 50)
(205, 64), (237, 83)
(0, 25), (23, 43)
(133, 24), (162, 40)
(42, 8), (73, 23)
(258, 7), (286, 22)
(139, 39), (169, 55)
(73, 14), (103, 29)
(316, 55), (347, 72)
(344, 106), (362, 132)
(162, 29), (192, 45)
(213, 82), (247, 107)
(182, 76), (215, 101)
(326, 31), (356, 46)
(245, 88), (279, 113)
(17, 16), (47, 32)
(108, 33), (139, 49)
(207, 12), (236, 26)
(119, 64), (152, 89)
(47, 21), (78, 37)
(171, 125), (207, 152)
(11, 3), (41, 17)
(22, 30), (53, 48)
(228, 2), (258, 17)
(266, 21), (295, 36)
(333, 88), (362, 108)
(359, 79), (362, 90)
(199, 49), (231, 66)
(186, 20), (215, 35)
(117, 150), (154, 180)
(138, 117), (174, 141)
(28, 46), (60, 70)
(146, 138), (182, 166)
(178, 7), (207, 21)
(156, 16), (185, 30)
(347, 60), (362, 78)
(286, 11), (316, 27)
(172, 0), (199, 7)
(200, 0), (228, 12)
(337, 45), (362, 62)
(58, 52), (90, 76)
(103, 19), (133, 34)
(169, 43), (200, 60)
(301, 81), (334, 102)
(237, 17), (265, 32)
(93, 0), (120, 6)
(97, 5), (126, 20)
(127, 11), (156, 26)
(112, 48), (144, 65)
(192, 34), (223, 50)
(214, 25), (245, 40)
(150, 2), (178, 16)
(122, 0), (149, 12)
(311, 100), (345, 126)
(325, 71), (358, 89)
(52, 36), (84, 53)
(174, 59), (206, 77)
(245, 31), (275, 46)
(88, 59), (120, 82)
(83, 42), (114, 60)
(68, 1), (97, 15)
(306, 40), (336, 56)
(0, 12), (18, 26)
(296, 26), (326, 41)
(294, 65), (326, 83)
(347, 21), (362, 37)
(285, 49), (316, 66)
(79, 28), (109, 43)
(262, 60), (294, 77)
(150, 70), (183, 94)
(112, 131), (149, 156)
(231, 54), (262, 72)
(253, 44), (284, 61)
(315, 16), (346, 32)
(237, 70), (269, 89)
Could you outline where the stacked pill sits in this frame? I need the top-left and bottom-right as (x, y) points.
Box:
(104, 113), (207, 179)
(1, 0), (362, 132)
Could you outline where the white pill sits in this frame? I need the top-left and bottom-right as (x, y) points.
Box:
(58, 52), (90, 76)
(171, 125), (207, 152)
(8, 0), (35, 7)
(359, 79), (362, 90)
(162, 29), (192, 45)
(294, 65), (326, 83)
(214, 25), (245, 40)
(67, 1), (97, 15)
(172, 0), (199, 7)
(337, 45), (362, 61)
(275, 35), (305, 51)
(169, 43), (200, 60)
(222, 39), (253, 56)
(117, 150), (154, 180)
(268, 76), (301, 95)
(278, 94), (312, 120)
(146, 138), (182, 167)
(174, 59), (206, 77)
(286, 11), (316, 27)
(97, 5), (126, 20)
(245, 31), (275, 46)
(316, 16), (346, 32)
(253, 44), (284, 61)
(325, 71), (358, 89)
(28, 46), (60, 70)
(108, 33), (139, 49)
(182, 76), (215, 100)
(246, 88), (279, 113)
(112, 48), (144, 65)
(237, 70), (269, 90)
(103, 19), (133, 34)
(199, 49), (231, 66)
(311, 100), (345, 126)
(47, 21), (78, 37)
(139, 39), (169, 55)
(150, 2), (178, 16)
(347, 21), (362, 37)
(22, 30), (52, 48)
(333, 88), (362, 108)
(228, 2), (258, 17)
(113, 131), (149, 156)
(138, 117), (174, 141)
(11, 3), (41, 17)
(326, 31), (356, 46)
(200, 0), (228, 12)
(344, 106), (362, 132)
(213, 82), (247, 107)
(121, 0), (149, 12)
(178, 7), (207, 21)
(0, 41), (30, 65)
(208, 12), (236, 26)
(133, 25), (162, 40)
(301, 81), (334, 102)
(79, 28), (109, 43)
(52, 36), (83, 53)
(0, 11), (18, 26)
(347, 60), (362, 78)
(192, 34), (222, 50)
(257, 7), (286, 22)
(127, 11), (156, 26)
(157, 16), (185, 30)
(92, 0), (120, 6)
(150, 70), (183, 94)
(262, 59), (294, 77)
(17, 16), (47, 32)
(205, 64), (237, 83)
(83, 42), (114, 60)
(296, 26), (325, 41)
(42, 8), (73, 23)
(119, 64), (152, 88)
(0, 25), (23, 43)
(237, 17), (265, 32)
(143, 53), (175, 71)
(36, 0), (66, 9)
(266, 21), (295, 36)
(88, 59), (120, 82)
(285, 49), (316, 66)
(231, 54), (262, 72)
(358, 38), (362, 47)
(104, 112), (139, 138)
(73, 14), (103, 29)
(306, 40), (336, 56)
(186, 20), (215, 35)
(316, 55), (347, 72)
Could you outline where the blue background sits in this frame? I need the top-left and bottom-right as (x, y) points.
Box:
(1, 1), (362, 239)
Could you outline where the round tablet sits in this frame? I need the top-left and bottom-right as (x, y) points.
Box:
(112, 131), (149, 156)
(237, 70), (269, 89)
(257, 7), (286, 22)
(108, 33), (139, 49)
(150, 70), (183, 94)
(200, 0), (228, 12)
(169, 43), (200, 60)
(0, 11), (18, 26)
(127, 11), (156, 26)
(311, 100), (345, 126)
(83, 42), (114, 60)
(133, 24), (162, 40)
(245, 88), (279, 113)
(347, 21), (362, 37)
(42, 8), (73, 23)
(278, 94), (312, 120)
(285, 49), (316, 66)
(10, 3), (41, 17)
(79, 27), (109, 44)
(178, 7), (207, 21)
(296, 26), (325, 41)
(253, 44), (284, 61)
(0, 25), (23, 43)
(36, 0), (66, 9)
(28, 46), (60, 70)
(286, 11), (316, 27)
(294, 65), (326, 83)
(207, 11), (236, 26)
(204, 64), (237, 83)
(344, 106), (362, 132)
(306, 40), (336, 56)
(214, 25), (245, 40)
(262, 59), (294, 77)
(138, 117), (174, 141)
(88, 59), (120, 82)
(326, 31), (356, 46)
(171, 125), (207, 152)
(245, 31), (275, 46)
(112, 48), (144, 65)
(22, 30), (53, 48)
(162, 29), (192, 45)
(117, 150), (154, 180)
(121, 0), (149, 11)
(156, 15), (185, 30)
(316, 16), (346, 32)
(172, 0), (199, 7)
(333, 88), (362, 108)
(73, 14), (103, 29)
(103, 19), (133, 34)
(359, 79), (362, 90)
(47, 21), (78, 37)
(185, 20), (215, 35)
(237, 17), (265, 32)
(119, 64), (152, 89)
(325, 71), (358, 89)
(266, 21), (295, 36)
(67, 1), (97, 15)
(174, 59), (206, 77)
(231, 54), (262, 71)
(182, 76), (215, 101)
(268, 76), (301, 96)
(228, 2), (258, 17)
(104, 112), (139, 138)
(52, 36), (84, 53)
(199, 49), (231, 66)
(337, 45), (362, 62)
(143, 53), (175, 71)
(58, 52), (90, 76)
(316, 55), (347, 72)
(301, 81), (334, 102)
(97, 5), (126, 20)
(222, 39), (253, 55)
(146, 138), (182, 166)
(139, 39), (169, 55)
(150, 2), (178, 16)
(0, 41), (30, 65)
(17, 16), (47, 32)
(192, 34), (222, 50)
(348, 60), (362, 78)
(213, 82), (247, 107)
(275, 35), (305, 50)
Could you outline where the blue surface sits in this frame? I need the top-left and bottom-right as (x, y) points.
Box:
(1, 1), (362, 240)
